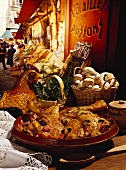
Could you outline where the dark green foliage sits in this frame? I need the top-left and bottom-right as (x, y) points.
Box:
(30, 76), (73, 101)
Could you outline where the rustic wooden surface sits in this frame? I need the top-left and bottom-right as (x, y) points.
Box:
(11, 134), (126, 170)
(48, 135), (126, 170)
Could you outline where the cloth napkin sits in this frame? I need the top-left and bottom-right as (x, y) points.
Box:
(0, 110), (15, 139)
(0, 110), (52, 169)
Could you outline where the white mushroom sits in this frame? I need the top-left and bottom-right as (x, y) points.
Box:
(74, 80), (81, 86)
(81, 78), (94, 88)
(100, 72), (115, 88)
(77, 81), (83, 89)
(73, 74), (83, 82)
(81, 67), (97, 78)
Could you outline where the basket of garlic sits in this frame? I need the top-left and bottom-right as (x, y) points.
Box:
(71, 67), (119, 106)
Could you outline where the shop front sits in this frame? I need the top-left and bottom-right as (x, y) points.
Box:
(0, 0), (126, 169)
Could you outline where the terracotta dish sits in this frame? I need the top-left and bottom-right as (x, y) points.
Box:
(12, 113), (119, 153)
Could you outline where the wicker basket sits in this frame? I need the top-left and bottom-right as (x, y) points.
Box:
(11, 66), (21, 77)
(37, 75), (66, 107)
(71, 78), (118, 106)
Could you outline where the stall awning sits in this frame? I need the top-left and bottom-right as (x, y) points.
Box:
(15, 0), (43, 24)
(14, 28), (24, 39)
(0, 30), (14, 38)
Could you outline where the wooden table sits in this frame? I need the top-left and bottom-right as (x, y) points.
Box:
(12, 134), (126, 170)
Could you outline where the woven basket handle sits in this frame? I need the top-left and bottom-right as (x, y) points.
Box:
(46, 75), (66, 102)
(103, 78), (117, 89)
(73, 67), (82, 75)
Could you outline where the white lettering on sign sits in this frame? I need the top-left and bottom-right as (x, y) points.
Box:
(71, 0), (107, 18)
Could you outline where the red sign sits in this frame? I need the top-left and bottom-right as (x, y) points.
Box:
(69, 0), (109, 71)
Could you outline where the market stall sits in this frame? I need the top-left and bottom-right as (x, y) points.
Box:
(1, 0), (126, 169)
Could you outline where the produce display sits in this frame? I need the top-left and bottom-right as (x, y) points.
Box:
(24, 44), (42, 56)
(24, 45), (52, 65)
(24, 45), (62, 80)
(33, 59), (61, 77)
(15, 100), (112, 140)
(23, 45), (34, 56)
(25, 49), (47, 65)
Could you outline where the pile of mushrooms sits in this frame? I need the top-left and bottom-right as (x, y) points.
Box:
(73, 67), (119, 90)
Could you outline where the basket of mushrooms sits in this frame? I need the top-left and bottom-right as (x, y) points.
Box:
(71, 67), (119, 106)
